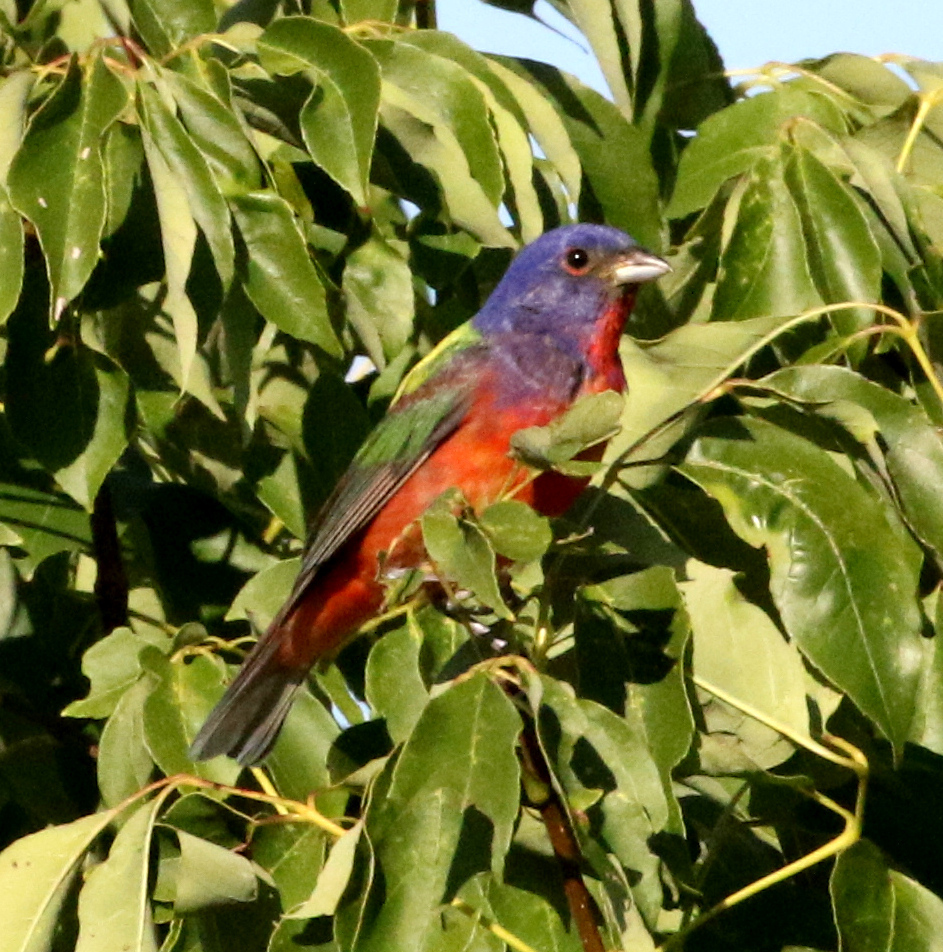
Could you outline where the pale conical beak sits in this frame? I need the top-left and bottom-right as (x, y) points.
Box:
(610, 246), (671, 285)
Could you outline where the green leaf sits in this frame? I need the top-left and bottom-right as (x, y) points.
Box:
(682, 415), (923, 752)
(421, 495), (511, 618)
(0, 808), (119, 952)
(250, 822), (327, 913)
(75, 798), (161, 952)
(266, 688), (341, 802)
(832, 839), (943, 952)
(712, 148), (823, 321)
(488, 57), (582, 207)
(64, 626), (165, 719)
(807, 54), (912, 120)
(256, 453), (307, 540)
(0, 71), (35, 184)
(348, 673), (521, 952)
(226, 557), (299, 626)
(668, 85), (847, 219)
(0, 482), (91, 575)
(783, 143), (882, 336)
(511, 390), (623, 473)
(565, 0), (632, 115)
(141, 650), (242, 785)
(378, 673), (520, 854)
(101, 122), (144, 238)
(259, 17), (380, 207)
(758, 365), (943, 563)
(127, 0), (215, 59)
(54, 352), (130, 509)
(377, 82), (513, 247)
(365, 614), (428, 745)
(8, 57), (127, 321)
(160, 67), (262, 192)
(343, 233), (414, 367)
(97, 676), (156, 809)
(614, 313), (804, 484)
(457, 874), (580, 952)
(501, 58), (664, 250)
(479, 500), (552, 563)
(0, 185), (24, 324)
(230, 190), (342, 356)
(169, 829), (258, 913)
(401, 32), (544, 241)
(379, 40), (504, 207)
(287, 822), (361, 919)
(539, 677), (670, 925)
(682, 559), (809, 771)
(139, 123), (200, 394)
(138, 77), (235, 289)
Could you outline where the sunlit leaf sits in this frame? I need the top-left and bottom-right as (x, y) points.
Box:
(230, 190), (342, 356)
(75, 798), (161, 952)
(8, 57), (127, 321)
(259, 17), (380, 206)
(682, 415), (923, 751)
(0, 809), (119, 952)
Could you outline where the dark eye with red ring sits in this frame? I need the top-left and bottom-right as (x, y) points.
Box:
(563, 247), (591, 274)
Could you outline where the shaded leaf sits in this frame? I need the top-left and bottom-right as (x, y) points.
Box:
(832, 839), (943, 952)
(141, 650), (242, 785)
(170, 829), (258, 913)
(712, 148), (823, 321)
(421, 495), (511, 618)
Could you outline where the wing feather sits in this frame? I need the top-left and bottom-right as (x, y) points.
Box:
(279, 347), (485, 617)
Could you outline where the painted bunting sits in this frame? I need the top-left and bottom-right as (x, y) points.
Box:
(190, 224), (669, 765)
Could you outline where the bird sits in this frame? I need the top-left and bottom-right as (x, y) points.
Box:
(189, 223), (669, 765)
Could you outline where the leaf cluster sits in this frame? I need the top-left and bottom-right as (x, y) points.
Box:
(1, 2), (943, 952)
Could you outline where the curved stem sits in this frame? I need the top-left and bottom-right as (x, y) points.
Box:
(450, 899), (542, 952)
(660, 678), (869, 950)
(897, 88), (943, 173)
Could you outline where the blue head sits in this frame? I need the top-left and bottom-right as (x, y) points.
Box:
(473, 224), (668, 343)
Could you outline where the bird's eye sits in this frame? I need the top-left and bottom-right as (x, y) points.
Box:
(563, 247), (591, 274)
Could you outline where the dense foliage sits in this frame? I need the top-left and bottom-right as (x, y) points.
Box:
(1, 1), (943, 950)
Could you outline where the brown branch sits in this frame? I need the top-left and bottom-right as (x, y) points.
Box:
(515, 707), (606, 952)
(415, 0), (437, 30)
(91, 481), (129, 633)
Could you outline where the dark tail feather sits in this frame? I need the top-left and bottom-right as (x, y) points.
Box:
(189, 631), (305, 766)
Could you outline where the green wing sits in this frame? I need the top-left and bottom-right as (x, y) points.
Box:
(393, 321), (483, 399)
(281, 325), (487, 616)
